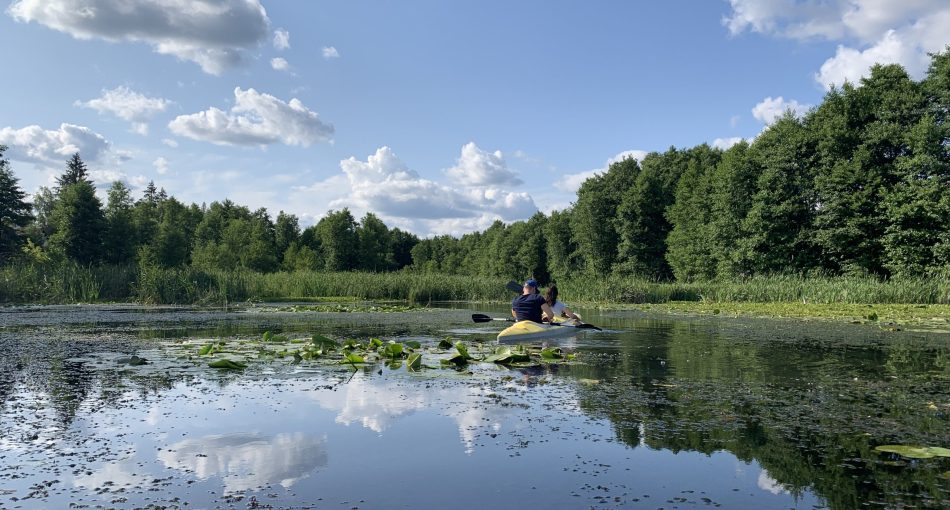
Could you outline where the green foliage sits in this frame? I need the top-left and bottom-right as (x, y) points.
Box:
(616, 148), (690, 279)
(738, 114), (817, 274)
(881, 115), (950, 276)
(56, 152), (89, 190)
(0, 146), (33, 265)
(707, 142), (759, 277)
(571, 156), (639, 274)
(357, 212), (393, 271)
(665, 145), (721, 281)
(49, 180), (106, 265)
(102, 181), (136, 264)
(317, 209), (359, 271)
(543, 209), (577, 280)
(812, 65), (927, 275)
(274, 211), (300, 261)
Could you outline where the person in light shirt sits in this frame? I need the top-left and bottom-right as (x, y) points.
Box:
(543, 284), (581, 323)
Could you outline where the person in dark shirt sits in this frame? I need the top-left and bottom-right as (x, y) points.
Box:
(511, 279), (555, 323)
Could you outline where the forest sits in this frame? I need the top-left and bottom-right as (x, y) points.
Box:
(0, 50), (947, 304)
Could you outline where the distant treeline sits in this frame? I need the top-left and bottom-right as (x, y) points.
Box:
(0, 151), (420, 275)
(413, 50), (950, 283)
(0, 50), (947, 304)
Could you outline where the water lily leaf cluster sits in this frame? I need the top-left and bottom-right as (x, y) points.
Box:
(163, 331), (580, 375)
(874, 445), (950, 459)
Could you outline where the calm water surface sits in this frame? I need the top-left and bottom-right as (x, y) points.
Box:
(0, 303), (947, 509)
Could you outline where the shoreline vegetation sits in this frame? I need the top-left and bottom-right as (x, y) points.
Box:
(3, 263), (950, 329)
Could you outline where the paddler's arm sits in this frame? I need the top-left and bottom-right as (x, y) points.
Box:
(541, 302), (554, 322)
(563, 306), (581, 322)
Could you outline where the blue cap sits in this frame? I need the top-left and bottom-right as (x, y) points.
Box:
(524, 279), (538, 288)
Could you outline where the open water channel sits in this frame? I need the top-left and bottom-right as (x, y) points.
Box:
(0, 303), (947, 509)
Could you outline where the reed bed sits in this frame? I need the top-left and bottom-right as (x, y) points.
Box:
(2, 263), (949, 305)
(134, 268), (512, 304)
(558, 274), (950, 305)
(0, 262), (135, 303)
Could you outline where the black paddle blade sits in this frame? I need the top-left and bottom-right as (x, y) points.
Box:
(471, 313), (493, 323)
(575, 323), (603, 331)
(505, 280), (523, 293)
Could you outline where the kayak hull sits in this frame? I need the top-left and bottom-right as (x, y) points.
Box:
(497, 320), (584, 342)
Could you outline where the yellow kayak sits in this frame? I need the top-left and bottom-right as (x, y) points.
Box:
(497, 318), (584, 342)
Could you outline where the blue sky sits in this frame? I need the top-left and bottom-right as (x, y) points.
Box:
(2, 1), (947, 236)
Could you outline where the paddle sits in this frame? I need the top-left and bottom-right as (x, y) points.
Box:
(505, 280), (523, 293)
(471, 313), (602, 331)
(472, 313), (515, 323)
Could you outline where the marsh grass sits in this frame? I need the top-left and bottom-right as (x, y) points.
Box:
(2, 262), (949, 306)
(134, 268), (511, 304)
(559, 274), (950, 305)
(0, 262), (136, 303)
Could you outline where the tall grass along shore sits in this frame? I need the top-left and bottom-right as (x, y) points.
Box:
(2, 263), (950, 306)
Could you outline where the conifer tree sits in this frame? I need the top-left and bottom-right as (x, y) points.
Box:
(0, 146), (33, 265)
(56, 153), (90, 190)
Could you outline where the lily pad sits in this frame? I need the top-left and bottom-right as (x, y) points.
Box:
(407, 352), (422, 371)
(485, 346), (530, 364)
(208, 359), (247, 370)
(874, 445), (950, 459)
(311, 335), (339, 350)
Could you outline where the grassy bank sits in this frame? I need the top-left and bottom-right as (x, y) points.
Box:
(557, 274), (950, 305)
(3, 263), (950, 308)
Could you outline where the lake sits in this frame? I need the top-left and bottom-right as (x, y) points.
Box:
(0, 303), (947, 509)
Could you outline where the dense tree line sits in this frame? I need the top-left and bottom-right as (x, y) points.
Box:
(0, 51), (947, 283)
(0, 147), (420, 273)
(410, 50), (950, 282)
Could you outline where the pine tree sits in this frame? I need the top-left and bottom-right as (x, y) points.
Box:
(0, 146), (34, 265)
(49, 180), (106, 264)
(56, 153), (90, 190)
(103, 181), (136, 264)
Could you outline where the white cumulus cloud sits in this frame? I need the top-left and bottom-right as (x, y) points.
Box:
(815, 29), (930, 89)
(723, 0), (950, 88)
(322, 46), (340, 59)
(8, 0), (271, 75)
(75, 86), (171, 135)
(0, 123), (113, 166)
(270, 57), (290, 72)
(445, 142), (523, 187)
(153, 156), (169, 174)
(330, 146), (537, 235)
(168, 87), (333, 147)
(273, 28), (290, 50)
(752, 96), (810, 124)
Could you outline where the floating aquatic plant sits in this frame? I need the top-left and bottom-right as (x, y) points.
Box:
(874, 445), (950, 459)
(208, 359), (247, 370)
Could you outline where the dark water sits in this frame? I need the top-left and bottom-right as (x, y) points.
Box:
(0, 303), (947, 509)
